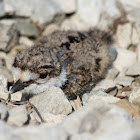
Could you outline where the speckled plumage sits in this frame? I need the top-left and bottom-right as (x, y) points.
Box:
(11, 29), (113, 99)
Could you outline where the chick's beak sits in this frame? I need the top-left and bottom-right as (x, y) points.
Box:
(10, 80), (25, 94)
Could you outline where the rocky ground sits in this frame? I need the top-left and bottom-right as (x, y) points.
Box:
(0, 0), (140, 140)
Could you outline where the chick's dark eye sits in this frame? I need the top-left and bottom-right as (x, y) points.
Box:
(39, 73), (48, 79)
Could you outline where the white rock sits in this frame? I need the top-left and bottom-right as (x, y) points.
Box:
(0, 1), (5, 17)
(29, 86), (72, 118)
(131, 26), (140, 45)
(77, 0), (103, 28)
(54, 0), (76, 14)
(43, 24), (59, 36)
(30, 0), (64, 27)
(115, 75), (134, 86)
(137, 43), (140, 61)
(31, 111), (66, 124)
(62, 100), (132, 135)
(0, 75), (9, 100)
(82, 89), (120, 105)
(129, 87), (140, 103)
(8, 105), (28, 126)
(116, 23), (132, 49)
(104, 0), (121, 18)
(106, 67), (119, 80)
(0, 22), (19, 52)
(113, 47), (137, 73)
(119, 0), (140, 12)
(19, 36), (34, 47)
(0, 103), (8, 120)
(16, 19), (39, 37)
(126, 62), (140, 76)
(61, 14), (91, 31)
(10, 91), (22, 101)
(71, 133), (94, 140)
(4, 0), (32, 17)
(93, 79), (116, 91)
(0, 65), (13, 82)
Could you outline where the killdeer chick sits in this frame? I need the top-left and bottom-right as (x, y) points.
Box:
(10, 29), (113, 101)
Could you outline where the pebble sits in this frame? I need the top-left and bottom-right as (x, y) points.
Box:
(77, 0), (102, 27)
(43, 24), (59, 36)
(93, 79), (116, 91)
(19, 36), (34, 47)
(82, 89), (120, 105)
(131, 26), (140, 45)
(0, 1), (4, 17)
(29, 86), (72, 119)
(8, 105), (28, 126)
(61, 14), (90, 31)
(10, 91), (22, 101)
(104, 0), (121, 18)
(16, 19), (39, 37)
(0, 103), (9, 120)
(126, 62), (140, 76)
(0, 65), (13, 82)
(114, 75), (134, 86)
(116, 23), (132, 49)
(115, 99), (140, 119)
(62, 100), (132, 136)
(4, 0), (32, 17)
(0, 22), (19, 52)
(113, 47), (137, 73)
(54, 0), (76, 14)
(30, 0), (64, 27)
(129, 87), (140, 103)
(0, 75), (9, 100)
(106, 67), (119, 80)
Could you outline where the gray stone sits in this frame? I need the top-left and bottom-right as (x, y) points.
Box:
(115, 75), (134, 86)
(8, 105), (28, 126)
(77, 0), (102, 27)
(19, 36), (34, 47)
(29, 86), (72, 119)
(93, 79), (116, 91)
(30, 0), (64, 27)
(113, 47), (137, 73)
(0, 22), (19, 52)
(31, 111), (66, 124)
(16, 19), (39, 37)
(54, 0), (76, 14)
(13, 126), (68, 140)
(10, 91), (22, 101)
(131, 26), (140, 45)
(119, 0), (140, 12)
(61, 14), (91, 31)
(71, 133), (94, 140)
(126, 62), (140, 76)
(106, 67), (119, 80)
(0, 75), (9, 100)
(0, 103), (8, 120)
(137, 43), (140, 61)
(103, 0), (121, 18)
(0, 65), (13, 82)
(129, 87), (140, 103)
(82, 89), (120, 105)
(116, 23), (132, 49)
(0, 1), (5, 17)
(62, 100), (132, 135)
(4, 0), (32, 17)
(43, 24), (59, 36)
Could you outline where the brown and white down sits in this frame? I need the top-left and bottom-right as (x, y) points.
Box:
(10, 29), (114, 100)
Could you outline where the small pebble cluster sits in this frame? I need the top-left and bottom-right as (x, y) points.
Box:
(0, 0), (140, 140)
